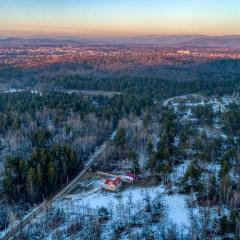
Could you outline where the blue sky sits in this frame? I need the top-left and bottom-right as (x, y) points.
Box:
(0, 0), (239, 36)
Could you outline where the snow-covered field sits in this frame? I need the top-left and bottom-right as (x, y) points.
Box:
(21, 163), (192, 239)
(54, 185), (166, 226)
(163, 194), (190, 228)
(62, 186), (191, 229)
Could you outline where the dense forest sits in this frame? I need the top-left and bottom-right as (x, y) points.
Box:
(44, 75), (240, 100)
(39, 59), (240, 99)
(1, 59), (240, 100)
(0, 92), (152, 204)
(4, 145), (79, 202)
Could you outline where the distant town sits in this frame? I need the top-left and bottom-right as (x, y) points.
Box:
(1, 45), (240, 68)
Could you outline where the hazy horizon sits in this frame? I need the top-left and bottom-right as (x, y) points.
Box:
(1, 34), (240, 39)
(0, 0), (240, 37)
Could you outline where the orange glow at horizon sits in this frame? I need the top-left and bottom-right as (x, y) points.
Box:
(0, 0), (240, 37)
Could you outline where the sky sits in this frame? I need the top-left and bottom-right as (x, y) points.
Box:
(0, 0), (240, 37)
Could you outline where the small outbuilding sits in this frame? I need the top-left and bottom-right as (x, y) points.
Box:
(127, 172), (138, 180)
(121, 172), (138, 183)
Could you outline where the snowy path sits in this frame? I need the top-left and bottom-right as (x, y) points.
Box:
(64, 186), (103, 200)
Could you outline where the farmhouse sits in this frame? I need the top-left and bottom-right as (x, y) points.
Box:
(104, 177), (121, 191)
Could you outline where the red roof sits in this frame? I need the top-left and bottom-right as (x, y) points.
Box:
(104, 177), (121, 186)
(104, 178), (111, 185)
(127, 172), (137, 179)
(113, 177), (121, 185)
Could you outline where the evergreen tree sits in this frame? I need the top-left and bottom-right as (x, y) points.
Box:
(47, 162), (57, 191)
(26, 167), (36, 201)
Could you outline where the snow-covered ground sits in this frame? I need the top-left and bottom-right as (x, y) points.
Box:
(21, 168), (192, 239)
(57, 161), (192, 230)
(165, 94), (239, 124)
(162, 93), (240, 238)
(3, 88), (41, 95)
(56, 185), (166, 214)
(163, 194), (190, 228)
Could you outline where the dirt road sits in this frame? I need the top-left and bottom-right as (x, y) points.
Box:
(0, 130), (116, 240)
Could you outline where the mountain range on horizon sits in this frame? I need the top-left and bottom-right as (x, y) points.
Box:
(0, 35), (240, 48)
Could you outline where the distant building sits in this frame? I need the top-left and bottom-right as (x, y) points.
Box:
(177, 50), (191, 55)
(104, 177), (122, 191)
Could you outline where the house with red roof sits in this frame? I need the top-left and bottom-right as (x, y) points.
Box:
(104, 177), (122, 191)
